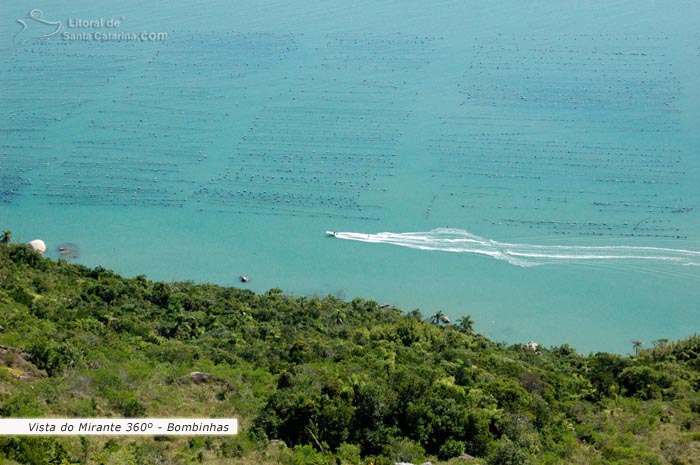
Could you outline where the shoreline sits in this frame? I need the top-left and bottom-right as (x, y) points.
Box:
(5, 232), (692, 356)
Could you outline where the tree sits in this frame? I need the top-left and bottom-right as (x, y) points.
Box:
(332, 308), (345, 325)
(456, 315), (475, 334)
(587, 352), (629, 400)
(619, 365), (670, 400)
(429, 311), (449, 325)
(632, 340), (643, 356)
(0, 230), (11, 245)
(408, 309), (423, 320)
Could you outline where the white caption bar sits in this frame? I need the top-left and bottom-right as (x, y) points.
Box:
(0, 419), (237, 435)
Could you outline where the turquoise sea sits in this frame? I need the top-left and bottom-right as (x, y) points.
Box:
(2, 0), (699, 353)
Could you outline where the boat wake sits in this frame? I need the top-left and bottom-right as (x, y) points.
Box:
(330, 228), (700, 268)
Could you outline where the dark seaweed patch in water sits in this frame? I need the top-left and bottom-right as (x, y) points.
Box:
(57, 243), (80, 259)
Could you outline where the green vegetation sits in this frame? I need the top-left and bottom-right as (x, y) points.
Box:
(0, 239), (699, 464)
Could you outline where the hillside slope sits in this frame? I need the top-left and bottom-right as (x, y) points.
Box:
(0, 242), (699, 465)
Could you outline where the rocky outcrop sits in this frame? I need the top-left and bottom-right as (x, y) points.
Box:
(0, 344), (47, 380)
(178, 371), (235, 391)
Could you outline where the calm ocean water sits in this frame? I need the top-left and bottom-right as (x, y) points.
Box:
(2, 0), (699, 353)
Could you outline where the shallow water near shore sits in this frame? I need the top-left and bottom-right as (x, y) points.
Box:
(2, 0), (700, 353)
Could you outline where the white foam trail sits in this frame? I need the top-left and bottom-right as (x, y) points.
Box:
(331, 228), (700, 268)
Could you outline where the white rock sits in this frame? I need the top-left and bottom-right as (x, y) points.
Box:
(28, 239), (46, 254)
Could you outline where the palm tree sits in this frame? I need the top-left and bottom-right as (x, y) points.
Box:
(456, 315), (475, 334)
(429, 310), (450, 325)
(332, 308), (345, 325)
(632, 339), (643, 356)
(0, 230), (11, 245)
